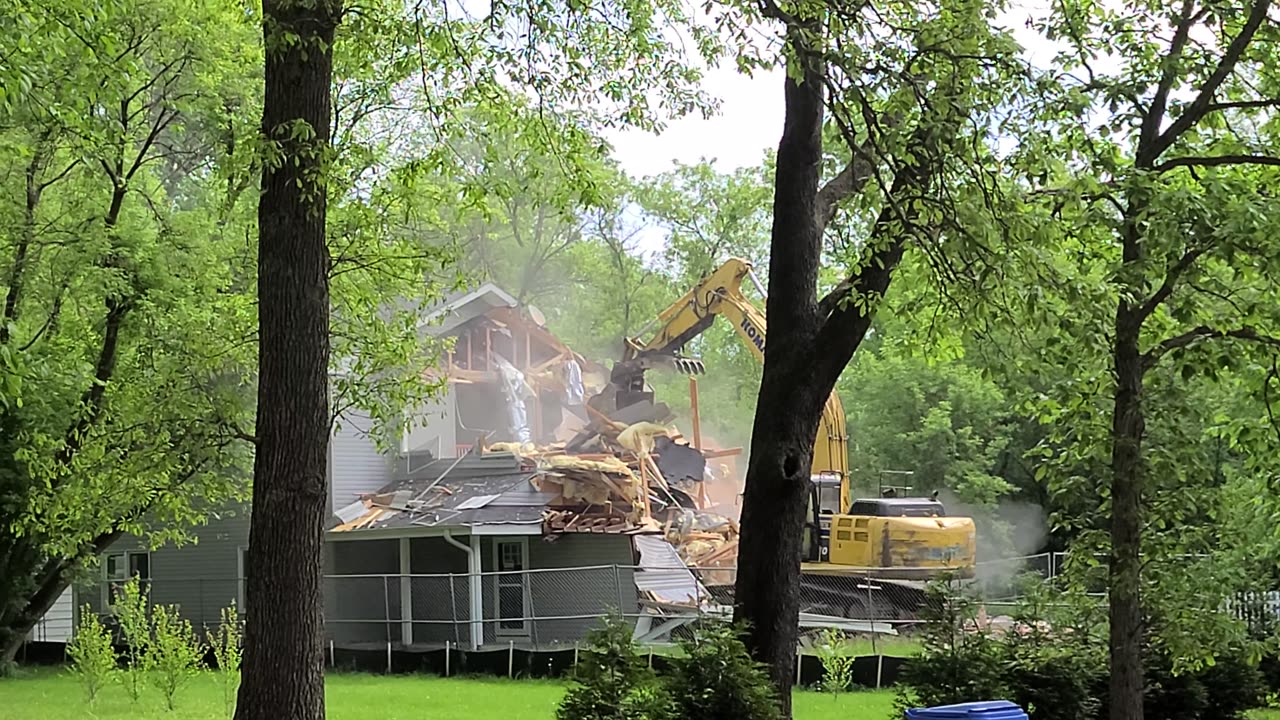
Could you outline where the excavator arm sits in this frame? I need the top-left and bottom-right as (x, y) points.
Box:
(600, 257), (850, 511)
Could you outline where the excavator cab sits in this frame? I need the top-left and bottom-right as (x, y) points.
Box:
(802, 474), (842, 562)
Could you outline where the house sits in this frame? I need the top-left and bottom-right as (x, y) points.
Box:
(64, 283), (709, 650)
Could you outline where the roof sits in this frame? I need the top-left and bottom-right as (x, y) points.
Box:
(854, 497), (944, 506)
(418, 283), (519, 337)
(328, 452), (555, 534)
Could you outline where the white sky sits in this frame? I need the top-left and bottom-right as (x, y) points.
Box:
(600, 2), (1060, 258)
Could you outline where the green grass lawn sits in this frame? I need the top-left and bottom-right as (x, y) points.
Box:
(0, 669), (897, 720)
(3, 669), (1273, 720)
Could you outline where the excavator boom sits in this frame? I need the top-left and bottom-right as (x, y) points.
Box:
(599, 257), (850, 509)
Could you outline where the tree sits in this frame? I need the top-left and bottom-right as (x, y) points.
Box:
(715, 0), (1020, 712)
(232, 0), (342, 717)
(1009, 2), (1280, 716)
(0, 0), (261, 665)
(235, 0), (718, 714)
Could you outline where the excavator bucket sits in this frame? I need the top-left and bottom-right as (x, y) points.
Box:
(667, 357), (706, 375)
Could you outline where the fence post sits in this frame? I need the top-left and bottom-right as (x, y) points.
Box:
(449, 573), (460, 647)
(613, 565), (624, 617)
(866, 572), (878, 655)
(527, 568), (539, 649)
(383, 576), (392, 644)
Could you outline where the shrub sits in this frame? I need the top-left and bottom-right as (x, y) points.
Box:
(66, 608), (117, 704)
(813, 628), (856, 696)
(556, 614), (675, 720)
(667, 621), (781, 720)
(1001, 585), (1105, 720)
(147, 603), (205, 711)
(113, 578), (151, 703)
(210, 602), (243, 719)
(894, 580), (1008, 713)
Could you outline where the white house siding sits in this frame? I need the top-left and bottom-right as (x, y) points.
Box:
(28, 587), (73, 643)
(400, 389), (458, 460)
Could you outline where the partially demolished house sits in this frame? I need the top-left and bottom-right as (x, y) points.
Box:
(72, 283), (745, 652)
(324, 283), (749, 649)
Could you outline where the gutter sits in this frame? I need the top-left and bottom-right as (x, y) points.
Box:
(443, 529), (483, 650)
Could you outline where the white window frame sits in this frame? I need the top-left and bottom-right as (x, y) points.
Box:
(491, 538), (530, 638)
(102, 550), (151, 609)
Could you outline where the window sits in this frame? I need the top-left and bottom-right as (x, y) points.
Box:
(103, 551), (151, 607)
(494, 539), (528, 636)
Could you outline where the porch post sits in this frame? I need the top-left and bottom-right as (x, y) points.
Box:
(399, 537), (412, 646)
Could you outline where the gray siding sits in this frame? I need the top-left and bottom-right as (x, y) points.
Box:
(327, 539), (399, 646)
(29, 587), (73, 643)
(80, 504), (249, 634)
(329, 408), (392, 514)
(528, 535), (636, 646)
(400, 389), (457, 459)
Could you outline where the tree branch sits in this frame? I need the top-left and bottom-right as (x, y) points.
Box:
(1136, 243), (1210, 320)
(1143, 0), (1273, 166)
(1153, 154), (1280, 172)
(815, 143), (876, 231)
(1144, 324), (1280, 366)
(1206, 98), (1280, 112)
(1137, 0), (1200, 158)
(56, 296), (131, 467)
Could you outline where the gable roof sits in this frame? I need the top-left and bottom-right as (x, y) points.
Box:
(418, 283), (519, 337)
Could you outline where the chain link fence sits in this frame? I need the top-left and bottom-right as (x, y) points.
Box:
(71, 552), (1084, 651)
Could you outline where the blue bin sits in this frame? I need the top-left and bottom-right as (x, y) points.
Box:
(904, 700), (1028, 720)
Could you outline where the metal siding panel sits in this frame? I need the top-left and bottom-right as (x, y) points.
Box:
(148, 505), (249, 632)
(29, 587), (74, 642)
(330, 408), (392, 514)
(400, 390), (457, 458)
(528, 535), (635, 643)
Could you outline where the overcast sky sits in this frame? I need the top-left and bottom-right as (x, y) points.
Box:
(597, 2), (1062, 257)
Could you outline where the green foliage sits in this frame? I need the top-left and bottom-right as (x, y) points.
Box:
(813, 628), (856, 697)
(146, 603), (204, 711)
(113, 579), (150, 703)
(667, 621), (782, 720)
(556, 614), (675, 720)
(894, 581), (1007, 711)
(209, 602), (242, 719)
(842, 343), (1014, 506)
(66, 608), (117, 704)
(558, 617), (781, 720)
(898, 578), (1269, 720)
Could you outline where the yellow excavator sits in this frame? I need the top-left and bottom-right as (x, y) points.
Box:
(595, 257), (976, 617)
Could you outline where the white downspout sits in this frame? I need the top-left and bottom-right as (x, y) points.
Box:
(443, 530), (482, 650)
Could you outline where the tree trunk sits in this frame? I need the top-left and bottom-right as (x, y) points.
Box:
(733, 29), (828, 718)
(1109, 299), (1146, 720)
(0, 556), (72, 670)
(233, 1), (339, 719)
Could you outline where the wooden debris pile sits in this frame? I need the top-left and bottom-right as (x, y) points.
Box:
(491, 406), (744, 567)
(488, 404), (700, 535)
